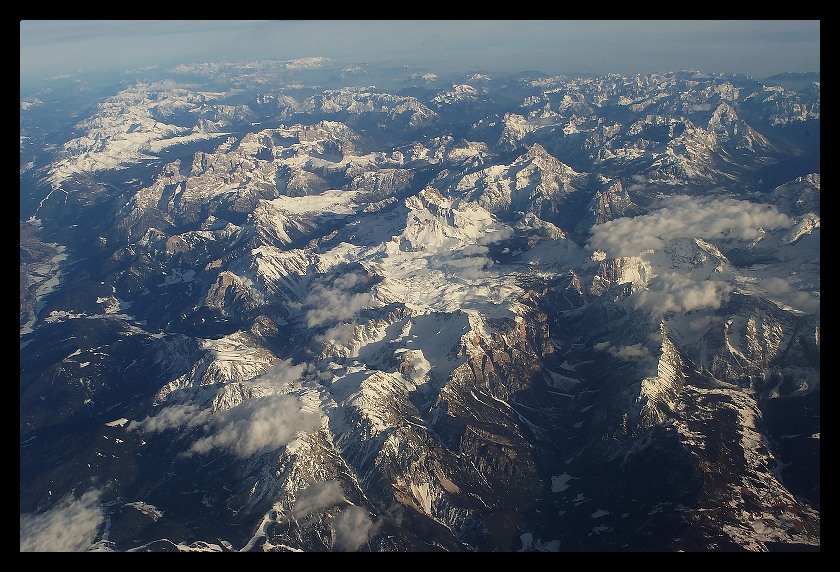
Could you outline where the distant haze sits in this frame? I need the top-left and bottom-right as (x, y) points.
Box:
(20, 20), (820, 89)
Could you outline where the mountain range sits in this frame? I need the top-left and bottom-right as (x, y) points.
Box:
(20, 60), (819, 552)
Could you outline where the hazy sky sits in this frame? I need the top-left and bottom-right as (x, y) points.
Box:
(21, 20), (819, 88)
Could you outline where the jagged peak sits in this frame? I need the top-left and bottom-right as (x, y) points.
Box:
(521, 143), (579, 176)
(407, 186), (451, 211)
(708, 101), (739, 126)
(524, 142), (551, 160)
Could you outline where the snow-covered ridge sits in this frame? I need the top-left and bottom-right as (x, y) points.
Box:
(47, 82), (240, 189)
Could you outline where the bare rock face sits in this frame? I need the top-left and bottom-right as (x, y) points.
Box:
(577, 178), (640, 233)
(349, 168), (414, 199)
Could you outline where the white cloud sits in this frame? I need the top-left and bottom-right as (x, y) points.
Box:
(585, 196), (807, 318)
(188, 394), (320, 458)
(20, 489), (104, 552)
(127, 403), (210, 433)
(666, 313), (721, 341)
(588, 195), (792, 258)
(287, 482), (380, 551)
(594, 341), (654, 361)
(761, 277), (794, 296)
(129, 370), (320, 458)
(477, 227), (513, 245)
(757, 277), (820, 313)
(303, 283), (378, 327)
(332, 272), (364, 290)
(624, 174), (650, 193)
(292, 480), (345, 519)
(258, 359), (309, 386)
(429, 251), (493, 280)
(315, 322), (357, 346)
(332, 506), (378, 551)
(613, 344), (653, 360)
(629, 271), (731, 316)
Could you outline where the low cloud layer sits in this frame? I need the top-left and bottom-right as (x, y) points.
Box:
(130, 393), (320, 458)
(429, 248), (494, 280)
(189, 394), (320, 457)
(594, 341), (654, 361)
(292, 480), (345, 520)
(588, 195), (792, 258)
(758, 276), (820, 313)
(332, 506), (378, 551)
(315, 322), (357, 347)
(258, 359), (310, 386)
(288, 481), (378, 550)
(127, 403), (210, 433)
(303, 281), (378, 327)
(20, 489), (104, 552)
(586, 195), (792, 318)
(629, 271), (732, 316)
